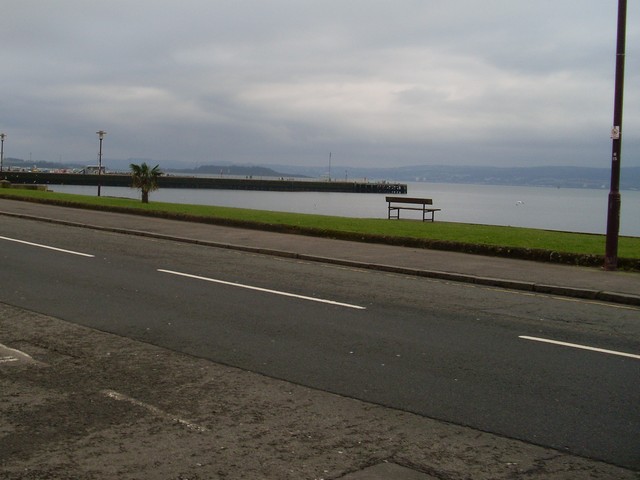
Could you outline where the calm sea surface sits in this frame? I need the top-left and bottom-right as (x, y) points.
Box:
(50, 182), (640, 237)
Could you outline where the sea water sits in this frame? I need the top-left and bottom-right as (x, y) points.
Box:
(49, 182), (640, 237)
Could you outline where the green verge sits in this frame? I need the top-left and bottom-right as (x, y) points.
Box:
(1, 188), (639, 269)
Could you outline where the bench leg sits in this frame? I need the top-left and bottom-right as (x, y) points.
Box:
(421, 208), (435, 222)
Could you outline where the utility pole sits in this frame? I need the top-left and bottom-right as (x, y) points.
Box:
(604, 0), (627, 271)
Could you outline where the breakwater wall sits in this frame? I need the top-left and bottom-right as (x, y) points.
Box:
(0, 172), (407, 194)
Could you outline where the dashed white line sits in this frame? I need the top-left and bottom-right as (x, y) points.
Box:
(0, 235), (94, 257)
(519, 336), (640, 360)
(158, 269), (366, 310)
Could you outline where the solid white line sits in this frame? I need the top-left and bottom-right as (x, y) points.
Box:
(519, 336), (640, 360)
(0, 235), (94, 257)
(158, 269), (366, 310)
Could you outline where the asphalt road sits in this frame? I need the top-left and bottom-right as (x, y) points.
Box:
(1, 215), (639, 469)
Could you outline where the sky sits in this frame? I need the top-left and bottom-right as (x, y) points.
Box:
(2, 1), (639, 170)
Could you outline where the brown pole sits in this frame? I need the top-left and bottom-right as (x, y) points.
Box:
(604, 0), (627, 271)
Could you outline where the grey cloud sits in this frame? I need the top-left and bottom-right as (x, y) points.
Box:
(1, 1), (638, 169)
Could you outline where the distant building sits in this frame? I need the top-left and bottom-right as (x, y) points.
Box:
(82, 165), (106, 174)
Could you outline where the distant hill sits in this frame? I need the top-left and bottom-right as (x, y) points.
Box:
(3, 156), (639, 190)
(393, 165), (640, 190)
(268, 164), (640, 190)
(165, 164), (308, 178)
(2, 157), (85, 171)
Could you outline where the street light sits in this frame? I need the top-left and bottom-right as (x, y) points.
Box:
(604, 0), (627, 271)
(96, 130), (106, 196)
(0, 133), (6, 173)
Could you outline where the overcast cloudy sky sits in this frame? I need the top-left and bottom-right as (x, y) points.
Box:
(2, 1), (638, 169)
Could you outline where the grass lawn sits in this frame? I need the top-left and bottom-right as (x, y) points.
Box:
(1, 188), (639, 261)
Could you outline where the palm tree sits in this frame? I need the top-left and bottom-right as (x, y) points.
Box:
(130, 162), (162, 203)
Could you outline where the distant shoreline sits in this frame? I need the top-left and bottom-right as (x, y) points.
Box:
(3, 158), (640, 190)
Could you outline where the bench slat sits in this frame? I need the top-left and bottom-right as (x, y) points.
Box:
(388, 206), (439, 211)
(386, 196), (433, 205)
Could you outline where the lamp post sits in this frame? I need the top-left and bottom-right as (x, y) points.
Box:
(96, 130), (106, 196)
(604, 0), (627, 271)
(0, 133), (6, 173)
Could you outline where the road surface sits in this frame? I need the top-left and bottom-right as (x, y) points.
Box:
(1, 215), (638, 469)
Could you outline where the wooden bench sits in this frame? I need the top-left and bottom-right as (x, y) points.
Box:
(386, 196), (441, 222)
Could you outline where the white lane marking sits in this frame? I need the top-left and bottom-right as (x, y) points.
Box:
(0, 356), (19, 363)
(101, 389), (207, 432)
(0, 343), (47, 366)
(0, 235), (94, 257)
(158, 269), (366, 310)
(0, 344), (35, 361)
(519, 336), (640, 360)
